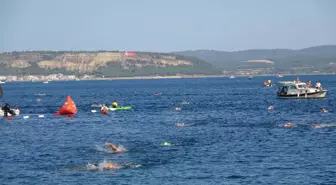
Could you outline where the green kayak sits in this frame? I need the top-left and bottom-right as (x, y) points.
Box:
(107, 106), (132, 111)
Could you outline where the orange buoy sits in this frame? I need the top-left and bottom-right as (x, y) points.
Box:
(57, 96), (77, 115)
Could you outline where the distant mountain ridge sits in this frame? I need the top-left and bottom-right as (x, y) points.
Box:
(173, 45), (336, 73)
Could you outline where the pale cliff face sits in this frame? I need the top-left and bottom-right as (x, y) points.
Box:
(0, 52), (192, 73)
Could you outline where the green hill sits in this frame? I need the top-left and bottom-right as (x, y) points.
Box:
(174, 45), (336, 74)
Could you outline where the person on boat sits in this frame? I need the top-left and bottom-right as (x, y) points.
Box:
(101, 104), (108, 111)
(267, 80), (272, 86)
(315, 81), (322, 90)
(306, 80), (312, 88)
(112, 100), (118, 108)
(1, 103), (15, 117)
(295, 77), (300, 83)
(104, 142), (123, 152)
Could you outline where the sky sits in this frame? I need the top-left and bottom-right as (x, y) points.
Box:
(0, 0), (335, 52)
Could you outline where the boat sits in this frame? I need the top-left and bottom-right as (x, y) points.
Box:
(0, 108), (20, 117)
(0, 81), (5, 84)
(107, 106), (132, 111)
(277, 74), (284, 78)
(248, 76), (253, 80)
(43, 80), (49, 84)
(276, 81), (328, 98)
(229, 76), (235, 79)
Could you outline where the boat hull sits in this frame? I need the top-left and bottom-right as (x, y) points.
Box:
(277, 90), (328, 99)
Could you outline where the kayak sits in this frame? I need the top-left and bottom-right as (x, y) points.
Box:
(107, 106), (132, 111)
(101, 110), (108, 115)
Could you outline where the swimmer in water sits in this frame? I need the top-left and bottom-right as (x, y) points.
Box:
(321, 108), (328, 113)
(283, 122), (293, 128)
(104, 142), (124, 152)
(153, 92), (162, 96)
(312, 125), (322, 129)
(268, 106), (273, 110)
(105, 163), (119, 169)
(91, 104), (102, 107)
(176, 123), (192, 127)
(312, 123), (336, 129)
(87, 161), (120, 170)
(183, 100), (189, 105)
(160, 141), (172, 146)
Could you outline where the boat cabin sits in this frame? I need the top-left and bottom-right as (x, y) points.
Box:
(276, 81), (327, 98)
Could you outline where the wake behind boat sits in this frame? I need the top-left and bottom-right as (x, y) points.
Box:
(276, 81), (328, 99)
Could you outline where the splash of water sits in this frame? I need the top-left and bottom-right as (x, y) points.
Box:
(85, 160), (141, 171)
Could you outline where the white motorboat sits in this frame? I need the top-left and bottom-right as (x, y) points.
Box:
(277, 81), (328, 98)
(0, 81), (5, 84)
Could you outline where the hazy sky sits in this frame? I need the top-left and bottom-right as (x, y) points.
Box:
(0, 0), (335, 52)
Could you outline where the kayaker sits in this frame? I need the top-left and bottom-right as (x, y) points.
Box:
(112, 100), (118, 108)
(105, 142), (123, 152)
(101, 104), (108, 111)
(2, 103), (15, 117)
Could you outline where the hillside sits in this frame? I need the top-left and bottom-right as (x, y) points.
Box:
(174, 45), (336, 74)
(0, 51), (220, 77)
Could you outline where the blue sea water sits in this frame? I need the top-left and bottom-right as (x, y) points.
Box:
(1, 75), (336, 185)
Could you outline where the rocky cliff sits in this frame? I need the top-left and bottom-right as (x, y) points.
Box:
(0, 51), (218, 76)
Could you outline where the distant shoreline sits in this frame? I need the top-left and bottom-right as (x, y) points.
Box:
(2, 73), (335, 83)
